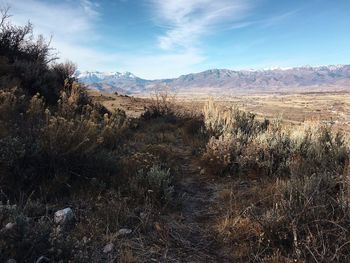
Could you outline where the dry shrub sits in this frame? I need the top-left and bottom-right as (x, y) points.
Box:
(142, 88), (178, 121)
(0, 83), (129, 197)
(207, 97), (350, 261)
(1, 14), (130, 197)
(202, 99), (349, 178)
(180, 116), (207, 153)
(203, 97), (268, 140)
(203, 134), (236, 176)
(251, 172), (350, 262)
(0, 201), (53, 262)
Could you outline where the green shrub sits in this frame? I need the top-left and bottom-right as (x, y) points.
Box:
(132, 165), (174, 205)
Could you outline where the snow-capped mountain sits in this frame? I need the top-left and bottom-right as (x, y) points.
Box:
(75, 71), (138, 84)
(75, 70), (150, 94)
(75, 65), (350, 95)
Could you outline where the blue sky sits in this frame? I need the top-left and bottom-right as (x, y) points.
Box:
(4, 0), (350, 79)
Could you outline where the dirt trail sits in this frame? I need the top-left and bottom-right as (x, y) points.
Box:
(164, 146), (228, 262)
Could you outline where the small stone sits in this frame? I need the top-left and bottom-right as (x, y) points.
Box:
(117, 228), (132, 236)
(5, 222), (16, 230)
(103, 243), (114, 253)
(54, 208), (74, 225)
(200, 169), (206, 175)
(140, 212), (147, 219)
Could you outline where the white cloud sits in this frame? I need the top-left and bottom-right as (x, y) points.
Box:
(121, 48), (206, 79)
(0, 0), (212, 78)
(7, 0), (97, 38)
(80, 0), (100, 18)
(2, 0), (105, 66)
(1, 0), (296, 79)
(150, 0), (252, 50)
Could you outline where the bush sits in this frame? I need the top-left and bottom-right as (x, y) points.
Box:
(203, 97), (268, 139)
(0, 15), (129, 198)
(142, 89), (177, 122)
(131, 165), (174, 206)
(202, 99), (349, 178)
(253, 172), (350, 261)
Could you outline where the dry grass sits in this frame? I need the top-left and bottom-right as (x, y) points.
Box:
(201, 98), (350, 262)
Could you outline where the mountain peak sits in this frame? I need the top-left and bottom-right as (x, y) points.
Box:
(76, 65), (350, 95)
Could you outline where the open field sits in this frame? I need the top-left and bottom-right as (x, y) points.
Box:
(90, 90), (350, 133)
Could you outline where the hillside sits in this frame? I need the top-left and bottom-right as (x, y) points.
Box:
(76, 65), (350, 95)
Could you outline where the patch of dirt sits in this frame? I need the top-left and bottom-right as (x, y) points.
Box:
(159, 146), (229, 262)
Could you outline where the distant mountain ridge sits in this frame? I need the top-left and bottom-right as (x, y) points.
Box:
(75, 65), (350, 95)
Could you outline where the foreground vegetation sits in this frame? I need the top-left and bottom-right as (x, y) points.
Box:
(203, 99), (350, 261)
(1, 13), (349, 262)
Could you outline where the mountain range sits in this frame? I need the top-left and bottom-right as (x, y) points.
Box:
(75, 65), (350, 95)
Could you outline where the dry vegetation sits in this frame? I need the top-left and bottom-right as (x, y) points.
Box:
(1, 11), (350, 263)
(203, 98), (350, 261)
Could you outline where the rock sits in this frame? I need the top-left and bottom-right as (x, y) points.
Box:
(5, 222), (16, 230)
(140, 212), (147, 219)
(54, 208), (74, 225)
(6, 259), (16, 263)
(103, 243), (114, 253)
(200, 168), (206, 175)
(117, 228), (132, 236)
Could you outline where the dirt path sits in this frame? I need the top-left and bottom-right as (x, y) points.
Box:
(162, 146), (228, 262)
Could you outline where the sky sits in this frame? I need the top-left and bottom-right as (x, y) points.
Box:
(3, 0), (350, 79)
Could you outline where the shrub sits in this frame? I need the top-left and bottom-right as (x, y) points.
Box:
(0, 201), (52, 263)
(0, 9), (78, 105)
(291, 124), (349, 176)
(253, 172), (350, 261)
(0, 87), (130, 196)
(142, 89), (177, 121)
(202, 99), (349, 178)
(202, 134), (237, 176)
(0, 15), (130, 197)
(203, 97), (268, 139)
(131, 165), (174, 206)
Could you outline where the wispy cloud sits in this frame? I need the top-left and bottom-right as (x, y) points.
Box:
(7, 0), (99, 37)
(121, 48), (206, 79)
(0, 0), (302, 79)
(2, 0), (110, 68)
(80, 0), (100, 18)
(149, 0), (252, 50)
